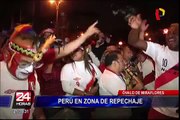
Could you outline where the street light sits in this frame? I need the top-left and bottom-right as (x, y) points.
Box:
(148, 37), (152, 41)
(118, 41), (123, 46)
(163, 28), (168, 34)
(49, 0), (62, 37)
(145, 32), (149, 37)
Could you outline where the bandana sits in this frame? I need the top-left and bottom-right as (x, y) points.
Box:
(9, 42), (43, 62)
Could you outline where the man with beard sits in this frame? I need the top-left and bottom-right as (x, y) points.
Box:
(128, 14), (179, 119)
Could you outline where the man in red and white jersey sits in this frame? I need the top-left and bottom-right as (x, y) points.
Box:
(128, 14), (179, 119)
(0, 24), (45, 119)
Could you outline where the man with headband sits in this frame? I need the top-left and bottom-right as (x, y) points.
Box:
(0, 21), (100, 119)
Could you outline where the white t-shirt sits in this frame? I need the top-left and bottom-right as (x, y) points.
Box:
(61, 61), (102, 96)
(88, 51), (100, 67)
(0, 61), (40, 119)
(144, 42), (179, 118)
(138, 58), (155, 90)
(99, 69), (126, 95)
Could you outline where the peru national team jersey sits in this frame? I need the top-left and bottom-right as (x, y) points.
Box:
(61, 61), (102, 96)
(99, 69), (126, 95)
(144, 42), (179, 118)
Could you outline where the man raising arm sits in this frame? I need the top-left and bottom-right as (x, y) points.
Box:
(127, 14), (179, 119)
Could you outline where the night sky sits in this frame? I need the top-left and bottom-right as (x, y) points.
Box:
(0, 0), (179, 42)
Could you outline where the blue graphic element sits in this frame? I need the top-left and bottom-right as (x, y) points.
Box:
(0, 96), (12, 107)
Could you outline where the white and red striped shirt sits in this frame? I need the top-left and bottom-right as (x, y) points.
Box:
(144, 42), (179, 118)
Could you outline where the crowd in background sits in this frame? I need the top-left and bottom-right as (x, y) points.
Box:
(0, 13), (178, 119)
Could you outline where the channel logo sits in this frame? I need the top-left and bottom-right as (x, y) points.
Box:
(155, 8), (165, 20)
(13, 90), (34, 109)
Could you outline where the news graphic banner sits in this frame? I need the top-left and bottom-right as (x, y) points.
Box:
(118, 90), (179, 108)
(34, 90), (178, 108)
(0, 90), (34, 108)
(35, 96), (148, 107)
(118, 90), (179, 96)
(0, 90), (178, 108)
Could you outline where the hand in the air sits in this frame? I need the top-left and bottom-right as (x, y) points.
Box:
(128, 14), (142, 29)
(140, 20), (149, 32)
(85, 21), (100, 37)
(41, 35), (56, 52)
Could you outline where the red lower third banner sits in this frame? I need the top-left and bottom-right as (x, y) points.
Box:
(118, 90), (179, 96)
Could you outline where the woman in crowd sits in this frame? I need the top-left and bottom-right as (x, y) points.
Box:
(60, 45), (102, 119)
